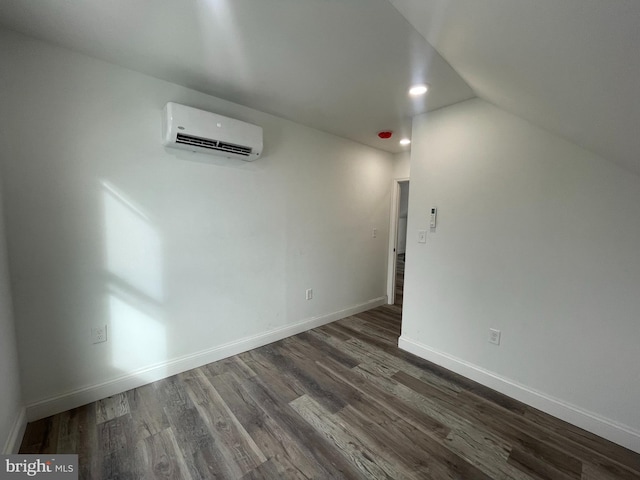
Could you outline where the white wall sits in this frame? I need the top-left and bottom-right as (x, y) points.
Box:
(0, 29), (393, 418)
(401, 98), (640, 452)
(0, 52), (25, 452)
(393, 151), (411, 178)
(0, 176), (24, 453)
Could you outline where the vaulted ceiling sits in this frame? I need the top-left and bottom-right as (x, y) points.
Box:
(390, 0), (640, 174)
(1, 0), (639, 172)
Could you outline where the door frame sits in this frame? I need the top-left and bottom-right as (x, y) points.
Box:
(387, 177), (409, 304)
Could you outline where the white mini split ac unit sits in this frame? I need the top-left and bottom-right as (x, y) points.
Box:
(162, 102), (263, 161)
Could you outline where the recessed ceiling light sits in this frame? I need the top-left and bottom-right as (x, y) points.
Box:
(400, 138), (411, 146)
(409, 84), (429, 96)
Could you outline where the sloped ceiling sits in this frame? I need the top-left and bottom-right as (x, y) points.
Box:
(389, 0), (640, 174)
(1, 1), (639, 170)
(0, 0), (473, 154)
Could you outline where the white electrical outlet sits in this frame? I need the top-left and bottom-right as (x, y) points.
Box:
(92, 325), (107, 344)
(306, 288), (313, 300)
(489, 328), (501, 345)
(418, 230), (427, 243)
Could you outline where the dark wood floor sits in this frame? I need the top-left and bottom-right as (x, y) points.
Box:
(394, 253), (404, 306)
(20, 256), (640, 479)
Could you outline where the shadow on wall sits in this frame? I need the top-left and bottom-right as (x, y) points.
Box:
(102, 181), (167, 381)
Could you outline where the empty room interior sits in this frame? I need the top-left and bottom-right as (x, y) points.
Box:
(1, 0), (640, 478)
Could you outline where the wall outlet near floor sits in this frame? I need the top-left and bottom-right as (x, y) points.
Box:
(305, 288), (313, 300)
(489, 328), (501, 345)
(92, 325), (107, 344)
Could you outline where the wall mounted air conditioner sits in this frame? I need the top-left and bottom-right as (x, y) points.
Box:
(162, 102), (263, 161)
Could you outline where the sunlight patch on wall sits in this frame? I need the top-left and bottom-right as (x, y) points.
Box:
(108, 294), (167, 379)
(102, 181), (167, 379)
(103, 181), (163, 301)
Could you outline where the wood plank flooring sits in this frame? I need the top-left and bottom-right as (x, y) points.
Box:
(20, 255), (640, 479)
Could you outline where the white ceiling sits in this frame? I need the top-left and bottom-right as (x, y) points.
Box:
(0, 0), (474, 154)
(389, 0), (640, 173)
(1, 1), (639, 170)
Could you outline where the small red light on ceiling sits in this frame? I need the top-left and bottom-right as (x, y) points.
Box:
(378, 131), (393, 139)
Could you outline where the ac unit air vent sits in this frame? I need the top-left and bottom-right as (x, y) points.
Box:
(217, 141), (252, 156)
(176, 133), (252, 157)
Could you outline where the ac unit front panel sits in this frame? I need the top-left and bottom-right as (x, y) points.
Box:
(162, 102), (263, 161)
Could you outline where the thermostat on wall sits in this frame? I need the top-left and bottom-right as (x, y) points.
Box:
(430, 207), (437, 228)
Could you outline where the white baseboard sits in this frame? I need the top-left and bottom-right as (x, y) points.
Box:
(2, 407), (26, 454)
(26, 296), (387, 421)
(398, 335), (640, 454)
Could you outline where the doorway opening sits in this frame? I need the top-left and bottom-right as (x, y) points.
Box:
(387, 179), (409, 307)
